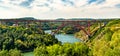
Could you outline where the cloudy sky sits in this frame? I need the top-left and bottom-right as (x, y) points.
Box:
(0, 0), (120, 19)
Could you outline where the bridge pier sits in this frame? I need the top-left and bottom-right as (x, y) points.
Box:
(0, 21), (2, 25)
(14, 21), (18, 26)
(87, 21), (91, 36)
(26, 21), (30, 28)
(0, 21), (6, 25)
(39, 22), (42, 29)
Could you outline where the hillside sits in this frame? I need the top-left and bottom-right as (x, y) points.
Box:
(75, 19), (120, 56)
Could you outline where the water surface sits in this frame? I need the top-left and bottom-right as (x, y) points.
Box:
(23, 30), (80, 56)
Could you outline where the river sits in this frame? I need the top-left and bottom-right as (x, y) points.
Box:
(23, 30), (80, 56)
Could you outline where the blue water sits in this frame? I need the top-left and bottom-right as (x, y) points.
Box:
(45, 30), (80, 43)
(55, 34), (80, 43)
(23, 30), (80, 56)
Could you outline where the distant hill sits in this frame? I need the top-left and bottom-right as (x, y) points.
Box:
(0, 17), (37, 20)
(16, 17), (36, 20)
(69, 18), (94, 20)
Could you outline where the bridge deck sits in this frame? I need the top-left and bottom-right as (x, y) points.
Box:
(0, 19), (104, 22)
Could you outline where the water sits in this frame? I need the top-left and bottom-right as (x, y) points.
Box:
(23, 30), (80, 56)
(45, 30), (80, 43)
(23, 52), (34, 56)
(55, 34), (80, 43)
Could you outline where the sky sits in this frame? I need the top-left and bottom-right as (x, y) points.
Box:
(0, 0), (120, 19)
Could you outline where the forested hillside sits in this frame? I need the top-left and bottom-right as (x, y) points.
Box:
(75, 19), (120, 56)
(0, 25), (60, 56)
(0, 19), (120, 56)
(90, 19), (120, 56)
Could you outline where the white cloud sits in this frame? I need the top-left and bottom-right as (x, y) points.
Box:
(0, 0), (120, 19)
(71, 0), (88, 7)
(30, 0), (47, 7)
(0, 2), (30, 18)
(1, 0), (26, 5)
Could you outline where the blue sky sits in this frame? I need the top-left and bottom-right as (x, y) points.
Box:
(0, 0), (120, 19)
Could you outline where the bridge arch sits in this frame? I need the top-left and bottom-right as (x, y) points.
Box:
(51, 22), (90, 36)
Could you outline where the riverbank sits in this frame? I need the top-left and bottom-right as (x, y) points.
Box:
(23, 30), (81, 56)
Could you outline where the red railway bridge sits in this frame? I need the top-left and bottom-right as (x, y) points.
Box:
(0, 19), (107, 37)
